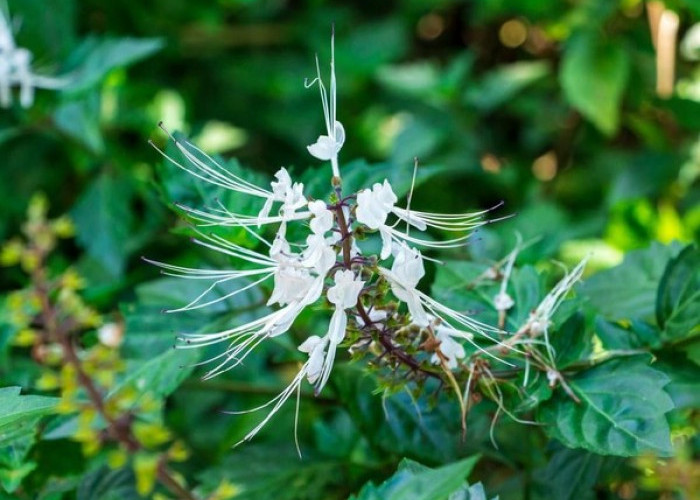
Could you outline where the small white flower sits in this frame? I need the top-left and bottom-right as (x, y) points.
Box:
(355, 178), (497, 259)
(307, 121), (345, 162)
(0, 12), (65, 108)
(386, 243), (429, 326)
(97, 322), (123, 348)
(493, 291), (514, 312)
(493, 237), (521, 313)
(311, 269), (365, 392)
(308, 199), (334, 234)
(432, 324), (467, 369)
(258, 167), (308, 222)
(356, 180), (398, 229)
(298, 335), (327, 384)
(306, 31), (344, 178)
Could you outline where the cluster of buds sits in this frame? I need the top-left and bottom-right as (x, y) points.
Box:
(150, 34), (587, 448)
(0, 9), (64, 108)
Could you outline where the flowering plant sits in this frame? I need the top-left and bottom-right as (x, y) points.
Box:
(148, 34), (593, 451)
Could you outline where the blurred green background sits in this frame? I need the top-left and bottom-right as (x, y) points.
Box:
(0, 0), (698, 498)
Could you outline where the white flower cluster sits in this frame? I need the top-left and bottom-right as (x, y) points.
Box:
(149, 34), (587, 449)
(0, 10), (64, 108)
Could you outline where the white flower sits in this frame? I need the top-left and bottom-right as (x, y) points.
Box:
(356, 180), (398, 229)
(379, 243), (502, 354)
(355, 178), (498, 259)
(97, 322), (123, 348)
(0, 12), (65, 108)
(306, 31), (344, 178)
(493, 291), (514, 311)
(298, 335), (327, 384)
(386, 243), (429, 326)
(518, 257), (589, 365)
(308, 200), (333, 234)
(308, 121), (345, 162)
(257, 167), (308, 222)
(431, 323), (467, 369)
(311, 269), (365, 392)
(493, 237), (521, 313)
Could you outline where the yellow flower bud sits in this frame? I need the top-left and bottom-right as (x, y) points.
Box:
(12, 328), (37, 347)
(167, 441), (189, 462)
(61, 269), (86, 291)
(107, 449), (128, 469)
(133, 452), (159, 496)
(36, 371), (60, 391)
(52, 216), (75, 238)
(0, 239), (23, 266)
(210, 480), (241, 500)
(133, 421), (172, 448)
(27, 193), (48, 222)
(20, 251), (40, 273)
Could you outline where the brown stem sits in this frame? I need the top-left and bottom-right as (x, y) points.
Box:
(331, 199), (442, 383)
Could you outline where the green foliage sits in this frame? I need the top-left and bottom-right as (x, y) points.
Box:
(351, 456), (481, 500)
(539, 358), (674, 457)
(656, 245), (700, 342)
(0, 0), (698, 499)
(560, 32), (630, 136)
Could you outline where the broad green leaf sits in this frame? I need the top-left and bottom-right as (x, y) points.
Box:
(53, 91), (104, 154)
(334, 366), (464, 463)
(0, 387), (59, 443)
(594, 317), (660, 350)
(465, 61), (550, 111)
(76, 467), (139, 500)
(560, 32), (630, 136)
(107, 347), (200, 403)
(71, 173), (134, 278)
(65, 37), (164, 93)
(0, 461), (36, 493)
(550, 313), (591, 368)
(579, 242), (680, 322)
(351, 456), (480, 500)
(539, 358), (674, 456)
(197, 444), (347, 500)
(656, 244), (700, 342)
(0, 387), (58, 492)
(654, 356), (700, 410)
(534, 446), (605, 500)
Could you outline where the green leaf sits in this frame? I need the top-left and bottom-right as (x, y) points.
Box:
(551, 313), (591, 368)
(77, 467), (139, 500)
(539, 358), (674, 456)
(534, 445), (606, 500)
(0, 387), (59, 445)
(351, 456), (480, 500)
(71, 173), (134, 278)
(465, 61), (550, 111)
(579, 242), (680, 322)
(594, 317), (660, 350)
(560, 32), (630, 136)
(0, 387), (58, 492)
(53, 91), (104, 154)
(656, 244), (700, 342)
(334, 366), (464, 463)
(0, 461), (36, 493)
(65, 37), (164, 93)
(107, 347), (200, 403)
(197, 444), (347, 500)
(653, 356), (700, 410)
